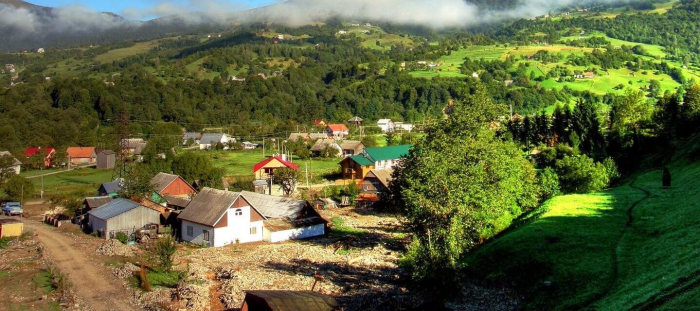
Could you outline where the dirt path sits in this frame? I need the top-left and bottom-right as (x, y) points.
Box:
(24, 220), (139, 311)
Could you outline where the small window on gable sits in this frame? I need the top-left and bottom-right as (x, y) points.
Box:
(235, 209), (242, 216)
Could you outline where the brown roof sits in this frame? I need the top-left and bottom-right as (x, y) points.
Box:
(0, 219), (22, 225)
(311, 139), (339, 152)
(366, 169), (394, 188)
(177, 188), (239, 226)
(164, 195), (191, 209)
(339, 140), (363, 151)
(66, 147), (96, 159)
(84, 196), (114, 209)
(240, 191), (308, 219)
(242, 290), (342, 311)
(263, 217), (326, 232)
(288, 133), (309, 142)
(150, 172), (181, 193)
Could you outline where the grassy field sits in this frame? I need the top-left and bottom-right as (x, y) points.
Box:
(560, 33), (666, 58)
(463, 137), (700, 309)
(94, 40), (161, 63)
(25, 168), (114, 198)
(203, 150), (341, 181)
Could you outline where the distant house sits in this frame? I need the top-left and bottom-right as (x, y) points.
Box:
(183, 132), (202, 145)
(288, 133), (309, 142)
(37, 48), (45, 53)
(24, 147), (55, 167)
(584, 72), (596, 79)
(277, 34), (284, 40)
(365, 23), (372, 27)
(0, 151), (21, 175)
(199, 133), (232, 150)
(121, 139), (147, 156)
(150, 172), (196, 202)
(339, 140), (365, 157)
(88, 198), (161, 240)
(241, 291), (342, 311)
(417, 61), (427, 65)
(394, 122), (414, 133)
(313, 120), (327, 127)
(98, 179), (123, 197)
(504, 80), (514, 87)
(96, 150), (116, 169)
(347, 116), (363, 126)
(361, 169), (394, 195)
(337, 30), (347, 35)
(66, 147), (97, 166)
(253, 155), (299, 180)
(311, 139), (342, 157)
(178, 188), (326, 247)
(377, 119), (394, 133)
(241, 142), (257, 150)
(339, 145), (411, 180)
(83, 196), (114, 215)
(324, 124), (349, 138)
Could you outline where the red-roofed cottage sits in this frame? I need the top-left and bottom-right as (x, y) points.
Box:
(253, 155), (299, 180)
(324, 124), (349, 138)
(24, 147), (55, 167)
(66, 147), (97, 166)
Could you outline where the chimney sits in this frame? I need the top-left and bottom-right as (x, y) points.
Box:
(281, 154), (287, 161)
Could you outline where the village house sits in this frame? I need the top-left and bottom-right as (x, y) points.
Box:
(98, 179), (123, 197)
(240, 291), (342, 311)
(178, 188), (326, 246)
(337, 30), (347, 35)
(504, 80), (514, 87)
(313, 120), (327, 127)
(584, 72), (596, 79)
(199, 133), (232, 150)
(339, 140), (365, 157)
(288, 133), (310, 142)
(0, 151), (21, 175)
(37, 48), (45, 53)
(24, 147), (55, 167)
(241, 141), (257, 150)
(66, 147), (97, 166)
(394, 122), (414, 133)
(277, 34), (284, 40)
(361, 169), (394, 195)
(88, 198), (161, 240)
(472, 72), (480, 79)
(325, 124), (349, 138)
(150, 172), (197, 204)
(183, 132), (202, 145)
(311, 139), (342, 157)
(121, 139), (147, 156)
(339, 145), (411, 180)
(377, 119), (395, 133)
(253, 155), (299, 180)
(96, 150), (116, 169)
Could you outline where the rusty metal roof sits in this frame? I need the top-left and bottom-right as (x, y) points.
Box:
(177, 188), (238, 226)
(242, 291), (342, 311)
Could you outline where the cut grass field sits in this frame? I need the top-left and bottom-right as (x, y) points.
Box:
(463, 137), (700, 310)
(25, 168), (114, 198)
(204, 150), (341, 180)
(94, 40), (161, 63)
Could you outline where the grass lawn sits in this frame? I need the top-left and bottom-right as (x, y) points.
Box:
(26, 168), (114, 198)
(94, 40), (161, 63)
(560, 32), (666, 58)
(203, 150), (341, 181)
(463, 138), (700, 310)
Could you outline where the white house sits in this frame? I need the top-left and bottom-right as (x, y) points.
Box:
(277, 34), (285, 40)
(337, 30), (348, 35)
(37, 48), (45, 53)
(183, 132), (202, 145)
(324, 124), (349, 138)
(241, 142), (257, 150)
(0, 151), (21, 175)
(177, 188), (326, 247)
(377, 119), (394, 133)
(199, 133), (233, 150)
(394, 122), (414, 132)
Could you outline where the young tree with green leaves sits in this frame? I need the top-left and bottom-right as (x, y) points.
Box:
(2, 175), (35, 202)
(274, 167), (299, 196)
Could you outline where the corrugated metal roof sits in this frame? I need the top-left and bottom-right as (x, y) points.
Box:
(100, 180), (122, 194)
(88, 198), (141, 220)
(200, 133), (226, 145)
(150, 172), (179, 193)
(364, 145), (411, 162)
(240, 191), (306, 219)
(177, 188), (238, 226)
(243, 290), (342, 311)
(347, 155), (373, 166)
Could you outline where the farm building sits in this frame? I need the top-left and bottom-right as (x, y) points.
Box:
(121, 139), (147, 156)
(361, 169), (394, 195)
(183, 132), (202, 145)
(178, 188), (326, 247)
(163, 195), (191, 210)
(0, 219), (23, 238)
(339, 140), (365, 157)
(87, 198), (161, 240)
(96, 150), (116, 169)
(0, 151), (21, 175)
(324, 124), (349, 138)
(150, 172), (196, 199)
(377, 119), (394, 133)
(241, 291), (342, 311)
(84, 196), (114, 210)
(340, 145), (411, 180)
(199, 133), (232, 150)
(311, 139), (342, 157)
(66, 147), (97, 166)
(253, 155), (299, 180)
(98, 179), (123, 197)
(24, 147), (55, 167)
(393, 122), (414, 133)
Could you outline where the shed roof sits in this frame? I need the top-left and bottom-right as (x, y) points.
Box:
(326, 124), (349, 132)
(311, 139), (339, 152)
(240, 191), (307, 219)
(367, 169), (394, 188)
(164, 195), (191, 209)
(88, 198), (142, 220)
(200, 133), (227, 145)
(263, 217), (326, 232)
(339, 140), (363, 150)
(98, 150), (116, 155)
(364, 145), (411, 162)
(0, 151), (21, 166)
(177, 188), (239, 226)
(242, 290), (342, 311)
(100, 180), (123, 194)
(66, 147), (96, 158)
(347, 116), (363, 122)
(84, 196), (114, 209)
(150, 172), (181, 193)
(346, 155), (373, 166)
(253, 156), (299, 173)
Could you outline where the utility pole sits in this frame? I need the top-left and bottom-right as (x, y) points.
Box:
(305, 161), (309, 188)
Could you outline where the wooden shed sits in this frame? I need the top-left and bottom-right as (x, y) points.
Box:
(96, 150), (116, 169)
(0, 219), (23, 238)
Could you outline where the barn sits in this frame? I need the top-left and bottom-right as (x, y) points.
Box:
(87, 198), (161, 240)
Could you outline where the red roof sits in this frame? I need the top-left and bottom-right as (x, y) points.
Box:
(313, 120), (326, 126)
(326, 124), (349, 132)
(253, 156), (299, 173)
(66, 147), (96, 158)
(25, 147), (55, 157)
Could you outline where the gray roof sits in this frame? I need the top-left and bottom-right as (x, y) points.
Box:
(200, 133), (226, 145)
(164, 195), (191, 209)
(150, 172), (180, 193)
(240, 191), (307, 219)
(98, 150), (115, 155)
(339, 140), (363, 150)
(311, 139), (340, 152)
(88, 198), (142, 220)
(183, 132), (201, 140)
(348, 116), (363, 122)
(288, 133), (308, 142)
(100, 180), (122, 194)
(309, 133), (329, 140)
(0, 151), (21, 166)
(84, 196), (114, 209)
(177, 188), (239, 226)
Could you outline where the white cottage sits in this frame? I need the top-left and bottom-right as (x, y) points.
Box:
(199, 133), (233, 150)
(377, 119), (394, 133)
(178, 188), (326, 247)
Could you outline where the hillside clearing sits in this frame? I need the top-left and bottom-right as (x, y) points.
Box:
(94, 40), (161, 63)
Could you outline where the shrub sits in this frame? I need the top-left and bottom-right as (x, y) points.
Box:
(555, 155), (610, 194)
(153, 234), (177, 272)
(115, 232), (129, 244)
(539, 167), (561, 200)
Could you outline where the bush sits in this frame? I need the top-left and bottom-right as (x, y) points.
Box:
(555, 155), (610, 194)
(153, 234), (177, 272)
(115, 232), (129, 244)
(539, 167), (561, 200)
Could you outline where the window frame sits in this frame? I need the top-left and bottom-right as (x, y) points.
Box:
(203, 230), (210, 241)
(235, 208), (243, 216)
(250, 227), (257, 235)
(187, 225), (193, 237)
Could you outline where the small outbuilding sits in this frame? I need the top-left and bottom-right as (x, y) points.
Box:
(0, 219), (23, 238)
(241, 290), (342, 311)
(87, 198), (161, 239)
(96, 150), (116, 169)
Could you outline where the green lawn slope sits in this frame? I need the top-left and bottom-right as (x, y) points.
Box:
(463, 138), (700, 310)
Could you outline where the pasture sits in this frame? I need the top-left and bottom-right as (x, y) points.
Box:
(94, 40), (162, 63)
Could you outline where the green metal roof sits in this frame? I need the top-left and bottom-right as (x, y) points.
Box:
(349, 155), (373, 166)
(364, 145), (412, 162)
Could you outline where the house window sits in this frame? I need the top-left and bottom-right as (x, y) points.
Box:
(250, 227), (257, 235)
(203, 230), (210, 241)
(187, 226), (193, 237)
(235, 209), (242, 216)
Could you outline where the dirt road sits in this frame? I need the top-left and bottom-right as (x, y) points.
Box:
(24, 220), (139, 311)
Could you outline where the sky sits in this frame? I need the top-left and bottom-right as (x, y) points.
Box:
(29, 0), (278, 20)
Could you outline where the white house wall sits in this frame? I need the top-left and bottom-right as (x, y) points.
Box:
(264, 224), (325, 243)
(181, 220), (213, 246)
(181, 206), (264, 247)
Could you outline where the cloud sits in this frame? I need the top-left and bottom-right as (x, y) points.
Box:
(0, 5), (39, 33)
